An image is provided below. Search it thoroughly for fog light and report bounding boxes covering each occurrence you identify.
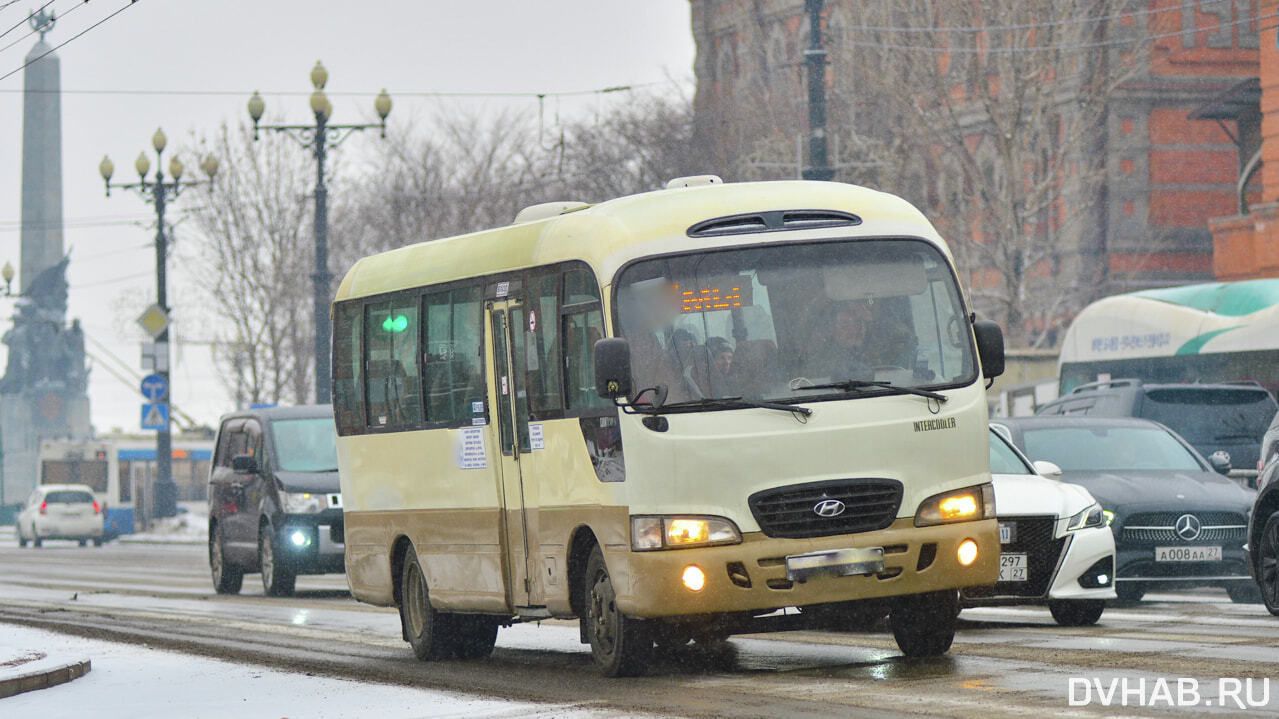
[957,539,978,566]
[682,565,706,592]
[290,530,311,547]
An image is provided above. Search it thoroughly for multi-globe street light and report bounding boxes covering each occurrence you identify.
[246,62,391,404]
[99,128,218,519]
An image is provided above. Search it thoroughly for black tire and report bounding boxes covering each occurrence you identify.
[1227,583,1263,604]
[78,539,87,547]
[33,536,41,548]
[452,615,500,660]
[17,527,27,548]
[210,524,243,595]
[1255,512,1279,616]
[400,545,454,661]
[1048,599,1105,626]
[1114,583,1145,603]
[92,538,103,547]
[890,590,957,658]
[259,523,296,597]
[583,545,651,676]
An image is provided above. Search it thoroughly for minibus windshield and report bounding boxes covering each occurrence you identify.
[615,238,977,406]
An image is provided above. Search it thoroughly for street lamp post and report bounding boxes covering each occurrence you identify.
[247,62,391,404]
[99,130,218,519]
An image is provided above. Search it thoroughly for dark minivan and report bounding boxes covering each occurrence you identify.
[1037,379,1278,486]
[208,404,343,596]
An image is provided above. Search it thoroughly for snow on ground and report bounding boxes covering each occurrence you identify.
[0,625,655,719]
[119,510,207,544]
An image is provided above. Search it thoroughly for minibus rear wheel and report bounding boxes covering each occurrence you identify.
[889,590,957,657]
[583,546,651,676]
[400,545,455,661]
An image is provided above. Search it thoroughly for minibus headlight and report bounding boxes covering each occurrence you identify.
[631,516,741,551]
[1066,503,1106,531]
[282,491,325,514]
[914,483,995,527]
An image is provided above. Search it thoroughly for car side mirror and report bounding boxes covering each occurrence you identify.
[1208,450,1232,476]
[1032,460,1063,479]
[594,338,632,399]
[973,320,1004,379]
[231,454,258,474]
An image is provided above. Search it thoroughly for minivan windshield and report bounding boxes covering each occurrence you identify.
[271,418,339,472]
[1020,425,1204,473]
[614,239,976,406]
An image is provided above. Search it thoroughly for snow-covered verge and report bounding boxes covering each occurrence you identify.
[0,625,651,718]
[118,510,208,545]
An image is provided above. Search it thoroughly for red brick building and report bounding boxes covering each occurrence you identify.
[690,1,1261,298]
[1201,3,1279,280]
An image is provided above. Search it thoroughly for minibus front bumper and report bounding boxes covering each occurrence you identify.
[613,517,998,618]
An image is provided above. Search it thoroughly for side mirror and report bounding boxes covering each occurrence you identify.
[594,338,633,399]
[1032,460,1063,480]
[1208,450,1232,476]
[973,320,1005,380]
[231,454,258,474]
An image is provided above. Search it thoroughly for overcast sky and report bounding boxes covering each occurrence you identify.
[0,0,696,433]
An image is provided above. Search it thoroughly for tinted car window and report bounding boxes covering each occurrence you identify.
[990,431,1033,474]
[271,418,339,472]
[1139,389,1275,445]
[44,489,95,504]
[1020,426,1204,472]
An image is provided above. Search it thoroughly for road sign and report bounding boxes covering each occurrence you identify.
[140,342,169,371]
[140,373,168,401]
[136,304,170,339]
[141,402,169,430]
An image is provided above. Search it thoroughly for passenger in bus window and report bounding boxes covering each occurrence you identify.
[706,336,735,395]
[806,300,875,382]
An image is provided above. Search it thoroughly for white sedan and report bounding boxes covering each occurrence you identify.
[961,428,1117,626]
[16,484,105,547]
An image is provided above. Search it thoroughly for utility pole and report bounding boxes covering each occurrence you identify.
[803,0,833,181]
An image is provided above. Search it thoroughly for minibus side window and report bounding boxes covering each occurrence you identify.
[364,299,423,428]
[524,271,564,418]
[422,285,485,425]
[562,267,608,411]
[333,302,363,436]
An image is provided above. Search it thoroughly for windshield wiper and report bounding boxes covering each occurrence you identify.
[657,396,813,417]
[791,378,947,403]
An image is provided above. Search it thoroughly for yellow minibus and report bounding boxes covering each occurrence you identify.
[332,176,1005,676]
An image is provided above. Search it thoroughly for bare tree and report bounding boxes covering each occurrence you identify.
[184,122,319,406]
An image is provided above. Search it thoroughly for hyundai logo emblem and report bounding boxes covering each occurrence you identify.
[1175,514,1202,541]
[813,499,846,517]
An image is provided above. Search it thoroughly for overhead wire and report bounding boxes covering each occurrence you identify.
[0,0,54,44]
[0,0,92,57]
[0,0,138,83]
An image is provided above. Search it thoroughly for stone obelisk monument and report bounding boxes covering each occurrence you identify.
[1,10,91,520]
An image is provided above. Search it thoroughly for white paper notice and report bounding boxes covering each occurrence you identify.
[529,423,545,450]
[457,427,487,469]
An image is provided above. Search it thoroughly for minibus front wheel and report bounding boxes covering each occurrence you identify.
[889,590,957,657]
[584,546,651,677]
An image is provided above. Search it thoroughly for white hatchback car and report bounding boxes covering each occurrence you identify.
[17,484,105,547]
[961,428,1117,626]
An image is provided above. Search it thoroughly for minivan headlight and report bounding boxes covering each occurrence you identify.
[1066,503,1106,531]
[281,491,325,514]
[631,515,741,551]
[914,483,995,527]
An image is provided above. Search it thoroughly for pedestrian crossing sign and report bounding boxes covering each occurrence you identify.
[141,402,169,430]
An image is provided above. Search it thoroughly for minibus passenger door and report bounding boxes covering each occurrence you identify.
[489,300,542,608]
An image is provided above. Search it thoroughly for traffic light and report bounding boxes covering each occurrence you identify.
[381,314,408,333]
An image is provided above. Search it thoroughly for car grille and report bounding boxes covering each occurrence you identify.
[966,515,1064,599]
[748,479,902,539]
[1121,511,1246,545]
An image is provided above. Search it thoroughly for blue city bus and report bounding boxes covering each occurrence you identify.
[38,437,213,538]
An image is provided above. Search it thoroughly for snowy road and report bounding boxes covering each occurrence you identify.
[2,540,1278,718]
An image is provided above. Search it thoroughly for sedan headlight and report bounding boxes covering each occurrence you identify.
[914,483,995,527]
[1066,503,1106,531]
[631,515,741,551]
[281,491,325,514]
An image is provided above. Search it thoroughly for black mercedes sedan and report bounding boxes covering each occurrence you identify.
[990,416,1257,603]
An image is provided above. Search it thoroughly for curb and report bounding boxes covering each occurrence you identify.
[0,656,92,698]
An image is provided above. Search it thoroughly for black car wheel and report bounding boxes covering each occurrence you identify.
[17,526,26,548]
[259,523,296,597]
[1048,599,1105,626]
[1256,512,1279,616]
[890,590,957,657]
[583,545,651,676]
[210,524,243,594]
[1114,583,1144,603]
[400,544,455,661]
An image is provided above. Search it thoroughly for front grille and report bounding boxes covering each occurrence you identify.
[748,479,902,539]
[967,515,1064,598]
[1121,511,1246,545]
